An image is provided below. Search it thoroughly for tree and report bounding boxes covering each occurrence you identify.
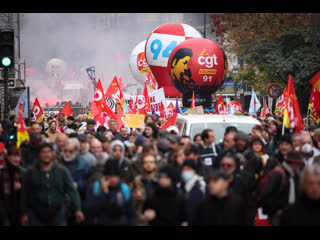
[210,13,320,114]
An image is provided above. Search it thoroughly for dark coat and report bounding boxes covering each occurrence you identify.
[83,180,136,226]
[20,142,40,169]
[281,193,320,225]
[191,192,247,226]
[261,163,300,216]
[143,186,187,226]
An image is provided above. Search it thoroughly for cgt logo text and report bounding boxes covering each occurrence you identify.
[137,52,148,70]
[198,49,219,68]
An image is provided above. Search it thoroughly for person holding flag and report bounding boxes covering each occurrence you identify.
[249,88,261,115]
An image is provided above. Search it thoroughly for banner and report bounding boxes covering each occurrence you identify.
[15,88,29,119]
[86,66,97,88]
[124,88,167,117]
[124,114,145,128]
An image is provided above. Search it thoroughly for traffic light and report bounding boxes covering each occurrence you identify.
[0,29,14,68]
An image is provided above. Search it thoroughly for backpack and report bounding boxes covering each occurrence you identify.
[258,166,286,206]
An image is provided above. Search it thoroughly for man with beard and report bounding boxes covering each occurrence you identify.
[170,48,195,93]
[60,137,90,225]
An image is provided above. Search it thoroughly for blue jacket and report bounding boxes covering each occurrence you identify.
[83,179,136,226]
[62,154,90,200]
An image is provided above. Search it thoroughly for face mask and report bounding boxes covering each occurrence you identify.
[182,171,194,182]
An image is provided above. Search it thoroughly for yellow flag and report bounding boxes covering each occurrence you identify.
[17,102,30,148]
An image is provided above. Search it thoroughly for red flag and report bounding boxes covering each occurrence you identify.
[59,102,73,120]
[309,71,320,92]
[159,101,166,118]
[132,91,139,114]
[214,93,228,115]
[105,76,125,109]
[32,97,44,122]
[167,102,175,118]
[261,99,269,118]
[93,79,117,127]
[139,83,151,115]
[17,102,30,148]
[283,75,303,132]
[128,97,135,114]
[191,91,195,108]
[274,86,288,116]
[230,100,243,114]
[145,69,158,91]
[161,113,178,130]
[116,104,125,131]
[308,86,320,124]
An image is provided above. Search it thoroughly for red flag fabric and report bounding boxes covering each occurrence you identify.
[93,79,117,127]
[214,93,228,115]
[167,102,175,118]
[274,86,288,116]
[284,75,303,132]
[161,113,178,130]
[191,91,195,108]
[308,86,320,124]
[105,76,125,108]
[139,83,151,115]
[59,102,73,120]
[261,99,269,118]
[32,97,44,122]
[145,69,158,91]
[159,101,166,118]
[309,71,320,92]
[230,100,243,114]
[132,91,139,114]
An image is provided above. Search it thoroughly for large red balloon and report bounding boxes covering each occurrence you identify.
[145,23,202,98]
[167,38,228,107]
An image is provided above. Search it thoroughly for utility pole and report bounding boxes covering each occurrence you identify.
[3,67,8,119]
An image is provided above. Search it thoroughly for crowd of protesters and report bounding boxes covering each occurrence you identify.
[0,110,320,226]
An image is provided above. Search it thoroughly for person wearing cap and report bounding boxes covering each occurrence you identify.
[177,159,206,224]
[0,145,26,226]
[261,150,304,226]
[83,159,136,226]
[191,169,247,226]
[21,143,84,226]
[78,134,97,168]
[198,129,221,168]
[142,165,187,226]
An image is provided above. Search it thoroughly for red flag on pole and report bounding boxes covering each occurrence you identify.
[214,93,228,115]
[59,102,73,120]
[191,91,195,108]
[161,113,178,130]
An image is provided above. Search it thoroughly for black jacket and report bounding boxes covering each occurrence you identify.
[143,186,187,226]
[20,142,40,169]
[191,192,247,226]
[281,193,320,225]
[261,163,300,216]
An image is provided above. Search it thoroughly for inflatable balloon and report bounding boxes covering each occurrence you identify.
[129,40,150,85]
[145,23,202,98]
[167,38,228,108]
[45,58,67,79]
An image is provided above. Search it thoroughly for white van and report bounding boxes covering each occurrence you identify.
[174,114,261,144]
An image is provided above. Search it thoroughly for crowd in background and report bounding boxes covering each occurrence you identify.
[0,111,320,226]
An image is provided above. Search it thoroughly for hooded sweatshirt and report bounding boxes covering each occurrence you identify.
[109,140,129,180]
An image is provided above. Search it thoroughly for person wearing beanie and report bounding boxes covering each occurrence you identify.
[142,165,187,226]
[83,159,136,226]
[261,150,304,226]
[177,159,206,224]
[108,140,130,180]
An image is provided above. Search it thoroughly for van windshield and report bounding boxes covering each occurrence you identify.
[189,122,257,144]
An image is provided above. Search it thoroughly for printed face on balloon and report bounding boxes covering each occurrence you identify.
[167,38,228,95]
